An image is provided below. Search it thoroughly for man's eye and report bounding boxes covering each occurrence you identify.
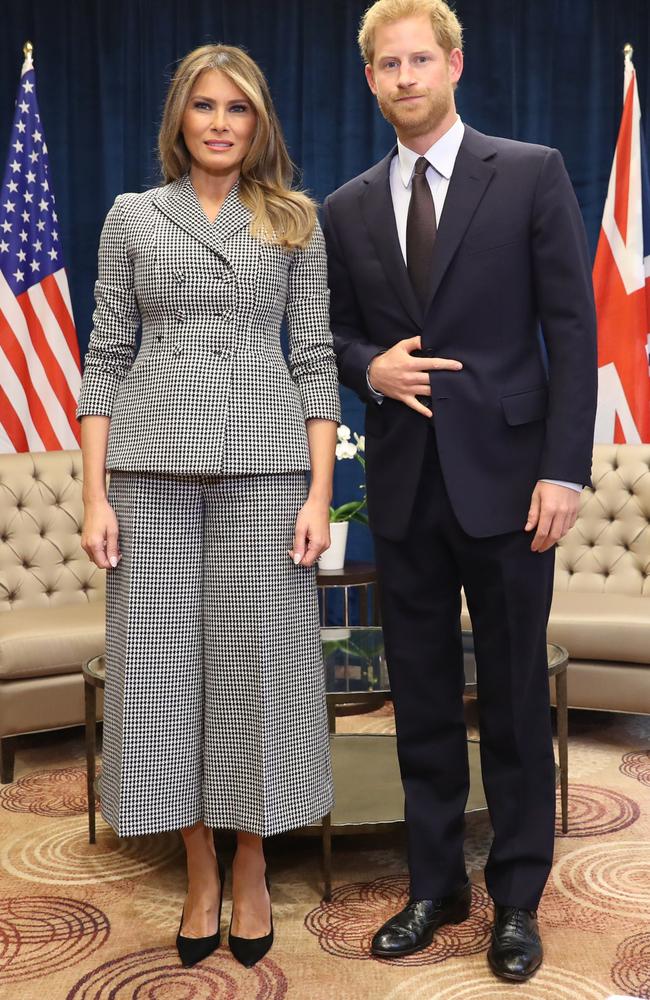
[415,55,430,64]
[383,60,398,69]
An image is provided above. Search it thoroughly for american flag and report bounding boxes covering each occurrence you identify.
[0,45,81,453]
[593,44,650,443]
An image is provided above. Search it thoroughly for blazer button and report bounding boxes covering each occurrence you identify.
[156,335,163,343]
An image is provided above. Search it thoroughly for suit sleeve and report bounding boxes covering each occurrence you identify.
[76,194,141,419]
[322,196,384,403]
[285,218,341,423]
[532,148,597,485]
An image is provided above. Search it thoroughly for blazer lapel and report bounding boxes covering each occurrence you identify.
[424,127,497,316]
[360,148,423,328]
[152,174,252,256]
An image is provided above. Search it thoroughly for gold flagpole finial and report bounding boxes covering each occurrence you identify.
[23,40,33,59]
[623,43,633,59]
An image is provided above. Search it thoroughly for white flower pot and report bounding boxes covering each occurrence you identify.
[319,521,349,570]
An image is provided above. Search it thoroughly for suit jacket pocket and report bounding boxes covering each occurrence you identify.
[500,385,548,426]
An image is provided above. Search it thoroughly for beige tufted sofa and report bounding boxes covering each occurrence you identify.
[458,446,650,714]
[547,444,650,714]
[0,450,104,782]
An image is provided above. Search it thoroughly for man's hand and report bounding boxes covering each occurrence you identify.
[369,335,462,417]
[525,481,581,552]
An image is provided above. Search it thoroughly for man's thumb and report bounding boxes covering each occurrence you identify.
[525,491,540,531]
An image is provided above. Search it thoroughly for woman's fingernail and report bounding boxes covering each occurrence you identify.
[293,553,302,565]
[109,556,118,568]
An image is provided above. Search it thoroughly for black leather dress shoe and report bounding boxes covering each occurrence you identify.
[487,904,543,981]
[371,880,472,958]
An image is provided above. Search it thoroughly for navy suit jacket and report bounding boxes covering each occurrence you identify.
[322,125,598,540]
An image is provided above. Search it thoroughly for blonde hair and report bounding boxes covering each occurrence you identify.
[158,44,316,249]
[358,0,463,65]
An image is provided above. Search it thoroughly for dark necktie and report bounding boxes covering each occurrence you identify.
[406,156,437,309]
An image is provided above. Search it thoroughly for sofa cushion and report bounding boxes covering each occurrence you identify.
[547,591,650,665]
[0,601,105,680]
[461,590,650,666]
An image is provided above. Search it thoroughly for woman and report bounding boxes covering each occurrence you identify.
[78,44,340,969]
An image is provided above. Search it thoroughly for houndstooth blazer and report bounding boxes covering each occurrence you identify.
[76,174,341,474]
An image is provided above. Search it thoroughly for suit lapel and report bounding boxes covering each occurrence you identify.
[152,174,252,255]
[360,148,424,328]
[424,127,496,315]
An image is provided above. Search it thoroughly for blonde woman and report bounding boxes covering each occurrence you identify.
[78,44,340,968]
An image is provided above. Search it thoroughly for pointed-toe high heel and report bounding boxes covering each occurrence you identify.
[229,873,274,968]
[176,858,226,968]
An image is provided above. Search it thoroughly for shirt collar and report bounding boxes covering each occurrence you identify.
[396,115,465,187]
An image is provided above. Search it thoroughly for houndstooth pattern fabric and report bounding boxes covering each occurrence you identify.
[102,469,333,837]
[76,174,341,474]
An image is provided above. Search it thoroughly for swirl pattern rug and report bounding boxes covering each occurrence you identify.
[0,708,648,1000]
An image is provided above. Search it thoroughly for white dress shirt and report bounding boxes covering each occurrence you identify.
[366,116,581,493]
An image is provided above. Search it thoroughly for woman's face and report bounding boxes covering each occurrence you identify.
[181,69,257,177]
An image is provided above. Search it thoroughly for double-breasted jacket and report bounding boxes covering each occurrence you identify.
[77,173,341,471]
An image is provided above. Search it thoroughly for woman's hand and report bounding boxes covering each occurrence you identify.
[81,497,121,570]
[289,496,331,568]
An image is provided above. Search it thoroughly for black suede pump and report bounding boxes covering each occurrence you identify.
[176,858,226,968]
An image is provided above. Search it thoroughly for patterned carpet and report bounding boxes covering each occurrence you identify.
[0,705,649,1000]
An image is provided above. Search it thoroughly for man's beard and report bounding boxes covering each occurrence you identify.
[377,85,453,139]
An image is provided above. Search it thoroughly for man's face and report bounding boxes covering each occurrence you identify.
[365,16,463,139]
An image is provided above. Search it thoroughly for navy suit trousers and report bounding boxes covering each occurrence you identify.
[373,429,557,909]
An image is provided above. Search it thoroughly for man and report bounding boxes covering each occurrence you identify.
[322,0,597,983]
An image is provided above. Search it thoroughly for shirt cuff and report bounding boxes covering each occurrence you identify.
[540,479,582,492]
[366,364,384,403]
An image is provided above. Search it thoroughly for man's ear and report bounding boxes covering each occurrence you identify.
[365,63,378,96]
[448,47,463,86]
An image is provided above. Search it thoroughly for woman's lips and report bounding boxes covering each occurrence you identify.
[204,141,234,149]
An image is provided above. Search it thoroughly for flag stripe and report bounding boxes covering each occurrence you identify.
[42,271,81,366]
[19,288,80,444]
[0,310,62,448]
[0,383,29,451]
[0,272,69,448]
[613,75,634,243]
[0,343,46,450]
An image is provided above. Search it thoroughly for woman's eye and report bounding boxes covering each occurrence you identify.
[194,101,211,110]
[230,104,249,113]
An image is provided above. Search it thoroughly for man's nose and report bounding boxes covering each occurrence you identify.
[397,64,416,87]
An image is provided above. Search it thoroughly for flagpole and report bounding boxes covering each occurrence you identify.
[623,43,633,59]
[23,40,33,59]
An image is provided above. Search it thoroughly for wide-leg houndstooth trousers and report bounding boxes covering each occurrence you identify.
[101,470,334,838]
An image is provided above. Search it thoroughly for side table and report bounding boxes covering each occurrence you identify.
[317,560,380,626]
[82,654,105,844]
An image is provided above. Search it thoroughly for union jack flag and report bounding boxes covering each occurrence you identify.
[593,44,650,443]
[0,45,81,453]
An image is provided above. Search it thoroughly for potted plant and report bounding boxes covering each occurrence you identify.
[319,425,367,570]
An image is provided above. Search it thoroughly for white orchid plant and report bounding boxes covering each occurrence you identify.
[330,425,368,525]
